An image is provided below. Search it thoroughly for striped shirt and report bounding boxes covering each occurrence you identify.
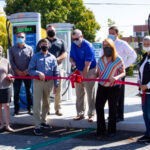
[98,56,123,87]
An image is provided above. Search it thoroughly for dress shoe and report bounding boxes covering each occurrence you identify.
[73,116,85,120]
[116,118,124,123]
[55,110,63,116]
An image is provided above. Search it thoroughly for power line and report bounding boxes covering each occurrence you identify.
[84,2,150,6]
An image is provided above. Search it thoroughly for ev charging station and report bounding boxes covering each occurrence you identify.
[47,23,74,100]
[8,12,41,108]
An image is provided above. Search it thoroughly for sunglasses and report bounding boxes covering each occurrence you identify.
[17,36,24,38]
[72,38,80,41]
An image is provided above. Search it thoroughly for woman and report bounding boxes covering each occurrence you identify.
[137,36,150,144]
[96,38,125,137]
[0,46,14,132]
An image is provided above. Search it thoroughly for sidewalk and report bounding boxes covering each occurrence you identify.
[9,95,145,132]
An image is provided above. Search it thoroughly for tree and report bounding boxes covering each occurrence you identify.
[5,0,100,42]
[108,18,115,27]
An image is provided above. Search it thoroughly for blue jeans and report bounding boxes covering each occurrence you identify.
[142,94,150,137]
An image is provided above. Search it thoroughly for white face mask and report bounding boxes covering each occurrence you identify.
[143,46,150,52]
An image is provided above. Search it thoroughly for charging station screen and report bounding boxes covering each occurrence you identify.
[13,25,37,52]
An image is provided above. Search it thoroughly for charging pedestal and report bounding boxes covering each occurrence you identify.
[8,12,41,108]
[47,23,74,100]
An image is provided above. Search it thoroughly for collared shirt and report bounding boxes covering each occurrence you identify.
[9,44,33,74]
[100,38,137,68]
[28,51,59,87]
[36,38,66,59]
[70,39,96,71]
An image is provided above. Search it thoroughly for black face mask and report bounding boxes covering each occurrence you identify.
[41,46,48,52]
[47,30,55,37]
[103,47,113,57]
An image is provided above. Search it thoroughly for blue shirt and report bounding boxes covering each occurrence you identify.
[70,39,96,71]
[28,51,59,87]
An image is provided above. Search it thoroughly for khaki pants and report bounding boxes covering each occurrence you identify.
[54,65,62,111]
[33,79,53,128]
[75,68,96,117]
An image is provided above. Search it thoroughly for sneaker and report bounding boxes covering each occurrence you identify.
[40,123,52,129]
[137,136,150,142]
[88,117,94,122]
[33,128,43,136]
[73,116,85,120]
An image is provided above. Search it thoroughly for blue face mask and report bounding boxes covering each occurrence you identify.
[108,34,116,41]
[17,38,25,44]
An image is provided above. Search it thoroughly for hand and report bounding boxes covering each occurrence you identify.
[110,76,118,83]
[53,87,57,94]
[5,75,14,82]
[39,72,45,81]
[140,85,148,91]
[23,70,28,76]
[15,69,24,76]
[137,80,141,86]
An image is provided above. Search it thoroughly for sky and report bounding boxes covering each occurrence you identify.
[0,0,150,41]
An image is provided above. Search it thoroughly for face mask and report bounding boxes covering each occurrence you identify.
[103,47,113,57]
[41,46,48,52]
[108,34,116,41]
[17,38,25,44]
[73,39,82,46]
[143,46,150,52]
[47,30,55,37]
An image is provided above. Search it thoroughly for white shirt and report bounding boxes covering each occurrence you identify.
[137,56,150,94]
[100,38,137,68]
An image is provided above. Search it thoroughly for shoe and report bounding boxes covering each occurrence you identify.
[28,110,33,115]
[55,110,63,116]
[107,133,116,137]
[33,128,43,136]
[96,132,106,139]
[73,116,85,120]
[137,136,150,142]
[47,111,50,115]
[88,117,94,122]
[5,126,15,132]
[144,139,150,145]
[40,123,52,129]
[116,118,124,123]
[13,112,19,116]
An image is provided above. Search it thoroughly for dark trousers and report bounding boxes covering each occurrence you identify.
[116,77,125,120]
[13,79,32,113]
[142,94,150,137]
[96,84,120,135]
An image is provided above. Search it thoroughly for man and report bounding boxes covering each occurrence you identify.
[36,25,67,116]
[28,39,59,136]
[9,32,33,115]
[108,26,137,122]
[70,29,97,122]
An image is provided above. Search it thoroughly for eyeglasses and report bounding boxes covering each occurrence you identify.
[17,36,24,39]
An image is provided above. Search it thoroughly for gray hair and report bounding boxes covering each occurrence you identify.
[143,36,150,41]
[72,29,82,37]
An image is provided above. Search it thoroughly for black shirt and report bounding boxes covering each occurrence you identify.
[36,37,66,58]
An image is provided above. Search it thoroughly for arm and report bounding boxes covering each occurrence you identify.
[123,42,137,68]
[28,55,41,76]
[82,61,91,78]
[53,59,59,88]
[57,51,67,64]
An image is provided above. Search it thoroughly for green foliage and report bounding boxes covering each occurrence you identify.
[107,18,115,27]
[126,66,134,76]
[5,0,100,42]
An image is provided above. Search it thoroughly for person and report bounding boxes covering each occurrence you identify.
[137,36,150,144]
[108,26,137,122]
[9,32,33,115]
[0,46,14,132]
[28,39,59,136]
[36,25,67,116]
[96,38,126,138]
[70,29,97,122]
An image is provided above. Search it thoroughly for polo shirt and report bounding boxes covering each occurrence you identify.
[70,39,96,71]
